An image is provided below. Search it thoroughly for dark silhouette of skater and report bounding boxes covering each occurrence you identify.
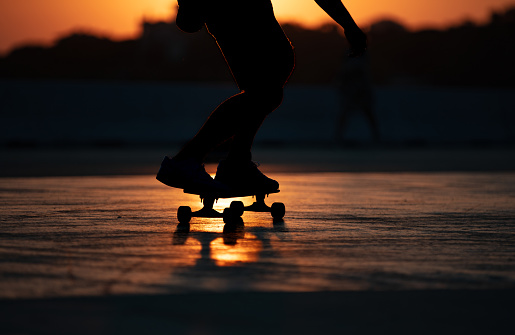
[157,0,367,193]
[336,53,380,142]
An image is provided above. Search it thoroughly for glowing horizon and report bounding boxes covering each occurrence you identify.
[0,0,514,54]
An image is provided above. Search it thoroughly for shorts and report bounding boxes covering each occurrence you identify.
[203,0,295,90]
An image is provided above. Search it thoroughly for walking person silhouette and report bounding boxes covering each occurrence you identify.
[157,0,367,193]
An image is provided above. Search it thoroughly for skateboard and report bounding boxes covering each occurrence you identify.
[177,188,285,224]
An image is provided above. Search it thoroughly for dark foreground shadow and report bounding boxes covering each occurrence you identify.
[1,289,513,335]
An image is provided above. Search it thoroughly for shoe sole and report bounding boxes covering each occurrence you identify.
[156,172,187,189]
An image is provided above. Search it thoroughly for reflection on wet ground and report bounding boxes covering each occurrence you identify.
[0,173,514,298]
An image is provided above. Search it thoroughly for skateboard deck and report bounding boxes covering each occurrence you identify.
[183,187,279,200]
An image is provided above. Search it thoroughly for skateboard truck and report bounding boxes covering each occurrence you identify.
[193,197,224,218]
[245,194,272,212]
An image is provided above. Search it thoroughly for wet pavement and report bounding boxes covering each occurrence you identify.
[1,172,514,299]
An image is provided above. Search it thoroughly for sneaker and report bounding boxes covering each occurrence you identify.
[156,156,226,192]
[214,159,279,194]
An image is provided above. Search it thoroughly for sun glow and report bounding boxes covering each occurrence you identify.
[0,0,513,54]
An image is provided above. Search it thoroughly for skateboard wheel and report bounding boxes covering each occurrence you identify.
[271,202,285,219]
[223,208,238,224]
[230,201,245,217]
[177,206,192,224]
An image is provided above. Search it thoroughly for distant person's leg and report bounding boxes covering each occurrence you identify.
[362,97,380,142]
[335,89,352,141]
[172,1,294,192]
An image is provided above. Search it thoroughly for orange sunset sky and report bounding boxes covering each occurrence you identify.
[1,0,514,55]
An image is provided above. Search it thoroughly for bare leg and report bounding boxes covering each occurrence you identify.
[158,1,293,192]
[174,88,284,163]
[174,1,293,164]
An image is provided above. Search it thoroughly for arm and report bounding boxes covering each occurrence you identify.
[314,0,367,56]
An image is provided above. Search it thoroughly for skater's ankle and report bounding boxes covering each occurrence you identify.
[172,153,203,165]
[226,151,252,163]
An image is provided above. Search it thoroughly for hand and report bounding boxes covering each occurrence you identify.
[345,25,367,57]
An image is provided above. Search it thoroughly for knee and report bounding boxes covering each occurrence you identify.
[262,88,284,112]
[245,88,284,115]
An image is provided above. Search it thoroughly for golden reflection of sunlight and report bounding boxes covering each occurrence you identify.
[191,218,225,233]
[170,237,202,268]
[210,233,263,267]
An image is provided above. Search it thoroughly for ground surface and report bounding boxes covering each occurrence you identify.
[1,166,514,334]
